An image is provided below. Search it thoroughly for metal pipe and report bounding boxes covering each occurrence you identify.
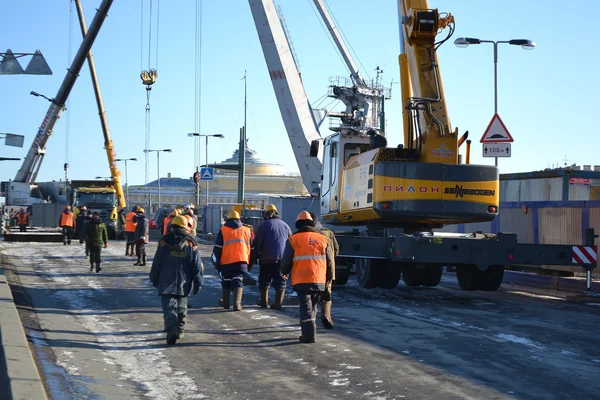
[205,136,209,205]
[157,152,161,209]
[74,0,125,209]
[466,140,471,164]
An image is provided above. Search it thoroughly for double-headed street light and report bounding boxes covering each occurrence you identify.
[115,157,138,207]
[143,149,172,209]
[187,133,225,206]
[454,37,536,166]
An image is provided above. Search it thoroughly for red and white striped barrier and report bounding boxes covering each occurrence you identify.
[572,246,598,264]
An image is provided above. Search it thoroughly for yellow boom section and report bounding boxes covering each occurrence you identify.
[399,0,458,164]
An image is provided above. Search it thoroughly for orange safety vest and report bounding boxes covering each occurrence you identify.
[163,215,173,235]
[289,232,328,286]
[16,213,29,225]
[125,212,137,232]
[60,212,74,227]
[220,225,252,265]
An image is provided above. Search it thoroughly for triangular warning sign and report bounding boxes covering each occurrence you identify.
[0,49,24,75]
[24,50,52,75]
[480,113,514,143]
[201,168,213,179]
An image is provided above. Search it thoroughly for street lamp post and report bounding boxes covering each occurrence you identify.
[143,149,172,209]
[115,157,137,207]
[187,133,225,206]
[454,37,535,167]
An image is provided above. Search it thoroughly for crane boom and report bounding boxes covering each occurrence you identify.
[312,0,365,86]
[248,0,323,196]
[14,0,114,184]
[74,0,125,209]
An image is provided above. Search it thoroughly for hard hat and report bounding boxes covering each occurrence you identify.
[81,206,87,211]
[184,214,194,228]
[171,215,188,229]
[265,204,278,213]
[296,211,312,221]
[137,207,145,214]
[171,209,179,216]
[66,205,71,210]
[228,210,241,220]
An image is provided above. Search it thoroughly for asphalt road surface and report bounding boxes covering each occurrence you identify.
[1,240,599,400]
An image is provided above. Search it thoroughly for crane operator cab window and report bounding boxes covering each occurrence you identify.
[344,143,363,165]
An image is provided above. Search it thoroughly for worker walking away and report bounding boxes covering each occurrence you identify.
[150,216,204,345]
[84,211,108,273]
[15,208,30,232]
[125,206,138,256]
[253,204,292,309]
[309,212,339,329]
[281,211,334,343]
[185,205,198,237]
[75,206,88,244]
[212,210,254,311]
[134,207,149,266]
[163,209,179,235]
[59,205,75,245]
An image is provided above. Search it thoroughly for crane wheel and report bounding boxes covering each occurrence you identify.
[333,268,350,286]
[355,258,385,288]
[402,266,425,287]
[422,265,443,287]
[456,265,484,291]
[480,265,504,291]
[378,262,401,289]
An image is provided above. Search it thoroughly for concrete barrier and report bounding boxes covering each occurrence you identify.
[0,268,48,400]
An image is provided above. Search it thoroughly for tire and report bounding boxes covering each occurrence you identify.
[379,262,401,289]
[422,265,443,287]
[333,268,350,286]
[355,258,384,288]
[402,266,425,287]
[456,265,483,291]
[481,265,504,291]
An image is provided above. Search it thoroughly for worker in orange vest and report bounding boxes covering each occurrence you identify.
[59,205,75,245]
[163,209,180,235]
[125,206,138,256]
[15,208,30,232]
[212,210,255,311]
[281,211,334,343]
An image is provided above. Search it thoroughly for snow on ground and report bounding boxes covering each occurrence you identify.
[1,243,208,399]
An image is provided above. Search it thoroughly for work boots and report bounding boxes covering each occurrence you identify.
[133,259,141,266]
[219,289,231,309]
[256,288,269,308]
[141,255,147,266]
[321,301,334,329]
[233,287,244,311]
[96,263,102,273]
[299,320,316,344]
[90,263,94,272]
[270,289,286,310]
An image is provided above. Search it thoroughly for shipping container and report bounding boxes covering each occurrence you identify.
[500,169,600,201]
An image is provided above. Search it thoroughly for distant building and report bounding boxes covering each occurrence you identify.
[127,141,308,213]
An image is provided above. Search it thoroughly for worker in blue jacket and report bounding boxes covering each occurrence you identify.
[253,204,292,309]
[150,216,204,345]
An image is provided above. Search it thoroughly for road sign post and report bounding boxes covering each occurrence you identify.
[480,113,514,165]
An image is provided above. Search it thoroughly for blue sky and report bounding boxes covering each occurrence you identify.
[2,0,599,191]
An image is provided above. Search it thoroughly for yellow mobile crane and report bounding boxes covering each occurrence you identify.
[71,0,125,239]
[252,0,597,291]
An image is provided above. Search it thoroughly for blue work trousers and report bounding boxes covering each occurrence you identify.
[161,295,188,333]
[258,262,287,290]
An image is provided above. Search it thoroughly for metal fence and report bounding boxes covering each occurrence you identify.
[439,200,600,274]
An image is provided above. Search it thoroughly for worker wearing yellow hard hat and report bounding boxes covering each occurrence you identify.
[253,203,292,309]
[280,211,334,343]
[150,214,204,345]
[212,208,254,311]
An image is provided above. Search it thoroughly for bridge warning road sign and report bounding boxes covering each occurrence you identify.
[480,114,514,143]
[200,167,213,181]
